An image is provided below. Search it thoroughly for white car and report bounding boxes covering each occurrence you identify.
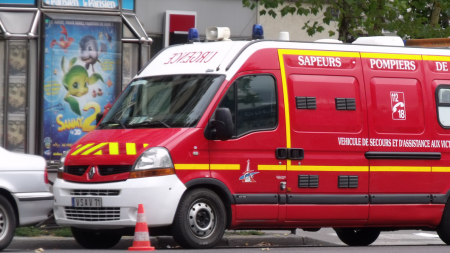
[0,147,53,250]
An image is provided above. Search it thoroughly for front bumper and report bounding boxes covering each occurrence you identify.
[13,192,54,226]
[53,175,186,229]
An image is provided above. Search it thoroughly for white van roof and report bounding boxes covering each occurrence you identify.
[136,40,450,81]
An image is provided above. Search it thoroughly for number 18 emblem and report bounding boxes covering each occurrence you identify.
[391,91,406,120]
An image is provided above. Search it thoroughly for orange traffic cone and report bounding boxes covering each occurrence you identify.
[129,204,155,251]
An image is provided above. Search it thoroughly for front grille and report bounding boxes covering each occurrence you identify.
[65,207,120,221]
[70,189,120,196]
[66,166,89,176]
[98,165,132,176]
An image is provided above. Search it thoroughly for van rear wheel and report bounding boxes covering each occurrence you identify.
[171,188,226,249]
[437,197,450,244]
[334,228,380,246]
[71,227,122,249]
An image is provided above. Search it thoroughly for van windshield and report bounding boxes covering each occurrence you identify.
[98,75,225,129]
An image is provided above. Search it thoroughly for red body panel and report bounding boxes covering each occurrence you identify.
[282,52,369,221]
[286,205,369,220]
[423,59,450,196]
[367,205,443,227]
[209,69,286,221]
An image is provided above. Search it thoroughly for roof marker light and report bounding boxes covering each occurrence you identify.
[188,28,200,42]
[252,24,264,40]
[279,31,289,41]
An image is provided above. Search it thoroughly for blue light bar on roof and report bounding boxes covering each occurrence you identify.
[252,24,264,40]
[188,28,200,42]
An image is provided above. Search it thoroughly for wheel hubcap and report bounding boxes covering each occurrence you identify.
[0,206,8,240]
[188,202,215,238]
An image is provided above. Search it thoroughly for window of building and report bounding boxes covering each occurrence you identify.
[218,75,277,137]
[436,85,450,128]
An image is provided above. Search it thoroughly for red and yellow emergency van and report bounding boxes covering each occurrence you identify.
[54,32,450,249]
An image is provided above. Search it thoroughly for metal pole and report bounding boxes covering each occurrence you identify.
[3,40,8,149]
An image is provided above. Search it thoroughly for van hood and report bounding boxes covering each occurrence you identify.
[65,128,188,166]
[62,128,188,183]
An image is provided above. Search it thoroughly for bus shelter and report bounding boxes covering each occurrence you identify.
[0,0,151,165]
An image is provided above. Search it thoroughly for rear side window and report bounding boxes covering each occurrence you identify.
[436,85,450,128]
[218,75,277,137]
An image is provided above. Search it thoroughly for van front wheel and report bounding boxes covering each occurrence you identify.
[171,188,226,249]
[334,228,380,246]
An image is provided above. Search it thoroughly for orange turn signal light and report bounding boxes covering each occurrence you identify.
[129,168,175,179]
[57,171,64,179]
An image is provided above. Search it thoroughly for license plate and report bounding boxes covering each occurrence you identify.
[72,198,102,207]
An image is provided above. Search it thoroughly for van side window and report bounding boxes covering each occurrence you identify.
[436,85,450,128]
[218,75,277,137]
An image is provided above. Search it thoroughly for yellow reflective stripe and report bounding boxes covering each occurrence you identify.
[288,165,368,172]
[76,144,82,148]
[210,164,240,170]
[143,144,149,148]
[258,165,286,170]
[81,143,108,155]
[433,167,450,172]
[278,49,291,149]
[94,150,102,155]
[278,49,360,58]
[360,53,421,60]
[175,164,209,170]
[423,55,450,62]
[71,143,94,155]
[371,166,430,172]
[126,143,136,155]
[109,143,119,155]
[278,49,294,174]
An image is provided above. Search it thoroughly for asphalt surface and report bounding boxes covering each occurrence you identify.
[4,228,448,252]
[4,245,450,253]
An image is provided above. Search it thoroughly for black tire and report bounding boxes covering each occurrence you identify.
[71,227,122,249]
[437,197,450,244]
[334,228,380,246]
[171,188,226,249]
[0,195,16,251]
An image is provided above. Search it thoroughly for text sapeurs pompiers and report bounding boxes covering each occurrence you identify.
[0,0,152,163]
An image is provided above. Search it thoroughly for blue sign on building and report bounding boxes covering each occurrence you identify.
[43,0,119,10]
[122,0,134,10]
[0,0,35,5]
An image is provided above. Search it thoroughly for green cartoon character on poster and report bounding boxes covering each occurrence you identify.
[61,56,104,116]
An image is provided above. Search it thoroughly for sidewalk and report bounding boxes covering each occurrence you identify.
[8,230,336,250]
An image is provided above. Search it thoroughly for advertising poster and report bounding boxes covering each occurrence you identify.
[43,16,120,160]
[7,41,28,153]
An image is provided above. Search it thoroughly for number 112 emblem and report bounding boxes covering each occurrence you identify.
[391,91,406,120]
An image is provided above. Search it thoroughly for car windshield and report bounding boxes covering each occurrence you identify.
[98,75,224,129]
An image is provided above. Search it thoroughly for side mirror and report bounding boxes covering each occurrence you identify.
[206,108,233,141]
[96,112,104,125]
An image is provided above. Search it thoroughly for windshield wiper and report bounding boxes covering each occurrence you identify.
[99,119,127,129]
[126,120,171,128]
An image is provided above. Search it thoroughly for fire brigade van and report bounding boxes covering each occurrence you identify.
[53,27,450,249]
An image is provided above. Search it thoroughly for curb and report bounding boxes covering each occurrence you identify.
[9,235,338,250]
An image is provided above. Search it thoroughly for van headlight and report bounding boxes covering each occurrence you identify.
[57,150,69,179]
[130,147,175,178]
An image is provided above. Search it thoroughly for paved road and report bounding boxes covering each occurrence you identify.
[5,228,447,253]
[4,245,450,253]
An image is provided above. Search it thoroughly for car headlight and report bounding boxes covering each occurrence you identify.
[130,147,175,178]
